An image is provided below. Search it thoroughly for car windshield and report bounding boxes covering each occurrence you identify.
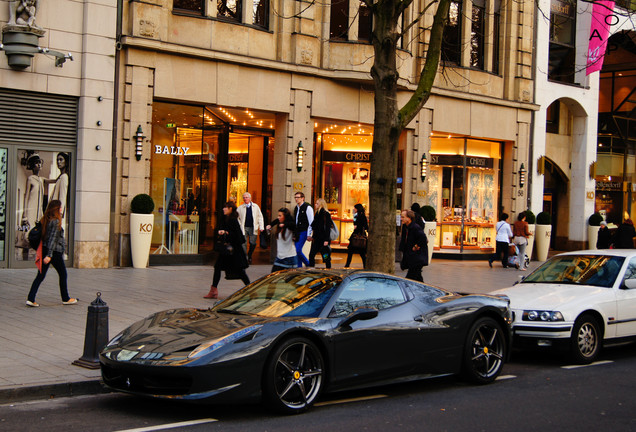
[522,255,625,288]
[212,272,341,317]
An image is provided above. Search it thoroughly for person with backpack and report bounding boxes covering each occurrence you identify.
[488,213,513,268]
[26,200,77,307]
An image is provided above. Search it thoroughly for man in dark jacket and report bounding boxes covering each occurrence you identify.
[399,210,429,282]
[596,221,612,249]
[612,219,636,249]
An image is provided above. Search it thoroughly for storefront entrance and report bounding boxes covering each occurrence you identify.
[149,102,274,260]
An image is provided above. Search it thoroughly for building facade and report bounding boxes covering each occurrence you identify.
[109,0,538,265]
[0,0,116,268]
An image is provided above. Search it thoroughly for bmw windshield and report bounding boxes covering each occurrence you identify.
[522,255,625,288]
[212,272,341,317]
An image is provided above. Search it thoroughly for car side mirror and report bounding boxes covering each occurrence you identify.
[339,307,379,328]
[622,279,636,290]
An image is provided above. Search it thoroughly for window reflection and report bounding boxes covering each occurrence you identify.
[442,1,462,65]
[218,0,242,21]
[330,0,349,40]
[331,278,405,317]
[253,0,269,28]
[173,0,204,14]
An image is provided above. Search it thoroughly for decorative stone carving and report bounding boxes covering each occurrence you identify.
[139,20,157,38]
[8,0,41,29]
[300,49,313,66]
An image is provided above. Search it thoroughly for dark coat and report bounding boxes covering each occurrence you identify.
[399,222,429,269]
[597,226,612,249]
[215,216,249,270]
[348,212,368,251]
[311,208,333,243]
[612,223,636,249]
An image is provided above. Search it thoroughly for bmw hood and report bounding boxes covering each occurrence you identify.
[105,308,271,356]
[492,284,610,311]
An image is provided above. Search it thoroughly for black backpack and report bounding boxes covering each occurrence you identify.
[27,222,42,249]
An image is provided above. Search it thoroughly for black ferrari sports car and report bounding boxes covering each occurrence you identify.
[101,269,512,413]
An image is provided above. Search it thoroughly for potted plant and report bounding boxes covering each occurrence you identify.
[524,209,536,261]
[130,193,155,268]
[535,211,552,261]
[419,205,437,263]
[588,212,603,250]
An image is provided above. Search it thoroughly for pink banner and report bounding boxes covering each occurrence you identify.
[587,1,616,75]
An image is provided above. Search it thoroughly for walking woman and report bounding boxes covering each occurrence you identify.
[512,211,532,271]
[26,200,77,307]
[344,203,368,268]
[267,208,298,272]
[204,201,250,299]
[308,198,334,268]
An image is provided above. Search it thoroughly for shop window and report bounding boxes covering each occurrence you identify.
[548,0,576,83]
[330,0,349,40]
[358,1,372,43]
[546,101,560,134]
[470,0,485,70]
[253,0,269,28]
[442,0,463,65]
[218,0,242,22]
[173,0,204,14]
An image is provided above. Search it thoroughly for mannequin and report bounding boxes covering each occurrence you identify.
[22,153,44,229]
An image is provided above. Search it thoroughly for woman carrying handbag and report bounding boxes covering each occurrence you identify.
[344,203,368,268]
[204,201,250,299]
[308,198,333,268]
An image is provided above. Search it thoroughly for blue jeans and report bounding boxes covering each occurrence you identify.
[28,251,70,302]
[295,230,309,267]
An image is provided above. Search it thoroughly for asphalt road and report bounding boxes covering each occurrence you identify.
[2,344,636,432]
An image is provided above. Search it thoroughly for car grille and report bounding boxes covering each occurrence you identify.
[102,364,192,396]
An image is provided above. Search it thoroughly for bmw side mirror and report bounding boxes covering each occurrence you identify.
[622,279,636,290]
[339,307,379,328]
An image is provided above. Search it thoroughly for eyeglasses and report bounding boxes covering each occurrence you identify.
[294,196,302,199]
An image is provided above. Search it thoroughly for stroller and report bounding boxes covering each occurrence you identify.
[508,244,530,269]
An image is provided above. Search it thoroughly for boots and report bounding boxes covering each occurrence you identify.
[204,285,218,299]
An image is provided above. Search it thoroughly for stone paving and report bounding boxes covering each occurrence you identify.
[0,253,539,402]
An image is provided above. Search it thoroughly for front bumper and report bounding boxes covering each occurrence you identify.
[511,323,573,350]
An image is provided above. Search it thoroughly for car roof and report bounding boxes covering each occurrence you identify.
[554,249,636,259]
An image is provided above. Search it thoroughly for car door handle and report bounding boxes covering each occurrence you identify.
[414,316,424,322]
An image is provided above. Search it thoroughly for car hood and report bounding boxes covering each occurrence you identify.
[492,283,611,311]
[111,308,274,355]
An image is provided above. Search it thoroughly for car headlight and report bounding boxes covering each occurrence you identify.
[105,332,124,348]
[188,325,263,359]
[522,310,564,322]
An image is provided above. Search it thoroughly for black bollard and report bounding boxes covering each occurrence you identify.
[72,292,109,369]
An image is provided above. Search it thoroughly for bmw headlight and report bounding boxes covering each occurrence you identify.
[522,310,564,322]
[188,325,263,359]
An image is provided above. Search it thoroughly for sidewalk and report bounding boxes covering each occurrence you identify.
[0,254,536,403]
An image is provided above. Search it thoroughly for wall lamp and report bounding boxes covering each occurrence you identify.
[296,141,305,172]
[519,163,526,188]
[135,125,145,161]
[420,153,428,181]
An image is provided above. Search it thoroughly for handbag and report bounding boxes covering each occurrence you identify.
[329,223,339,242]
[259,230,268,249]
[349,233,367,249]
[15,227,29,249]
[214,234,233,255]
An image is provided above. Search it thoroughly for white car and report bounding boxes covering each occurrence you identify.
[493,250,636,364]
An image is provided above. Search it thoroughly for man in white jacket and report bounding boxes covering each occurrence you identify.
[237,192,265,264]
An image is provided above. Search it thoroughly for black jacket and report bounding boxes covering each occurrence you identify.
[597,227,612,249]
[399,222,429,268]
[311,209,333,242]
[215,216,248,270]
[612,223,636,249]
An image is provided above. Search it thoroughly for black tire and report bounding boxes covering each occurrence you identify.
[570,314,601,364]
[462,317,506,384]
[263,337,324,414]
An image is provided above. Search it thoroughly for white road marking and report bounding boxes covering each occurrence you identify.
[495,375,517,380]
[315,394,388,407]
[561,360,614,370]
[114,419,218,432]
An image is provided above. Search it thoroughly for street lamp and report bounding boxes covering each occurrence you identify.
[519,163,526,187]
[420,153,428,182]
[296,141,305,172]
[135,125,145,161]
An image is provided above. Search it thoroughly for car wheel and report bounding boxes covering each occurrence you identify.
[263,337,324,414]
[462,317,506,384]
[570,315,601,364]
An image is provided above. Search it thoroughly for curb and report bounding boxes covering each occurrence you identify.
[0,379,109,404]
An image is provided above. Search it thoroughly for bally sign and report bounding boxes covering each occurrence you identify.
[154,145,190,155]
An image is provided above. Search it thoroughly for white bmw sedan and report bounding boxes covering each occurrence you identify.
[493,250,636,364]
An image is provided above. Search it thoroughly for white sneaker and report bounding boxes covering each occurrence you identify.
[26,300,40,307]
[62,298,78,305]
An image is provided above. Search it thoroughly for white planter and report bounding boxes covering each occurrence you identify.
[526,224,536,261]
[588,225,599,250]
[130,213,154,268]
[424,221,437,263]
[535,224,552,262]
